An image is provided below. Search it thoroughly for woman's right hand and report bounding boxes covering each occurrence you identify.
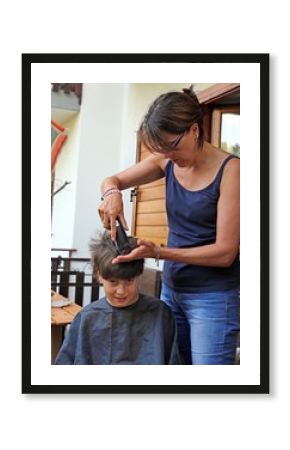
[98,192,128,241]
[99,155,165,240]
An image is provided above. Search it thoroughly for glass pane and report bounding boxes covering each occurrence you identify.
[220,113,240,156]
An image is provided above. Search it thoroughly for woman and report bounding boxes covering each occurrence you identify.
[99,86,240,365]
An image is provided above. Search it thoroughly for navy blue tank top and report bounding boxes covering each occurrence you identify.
[163,155,240,293]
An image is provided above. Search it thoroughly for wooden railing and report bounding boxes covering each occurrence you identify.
[51,256,100,306]
[51,248,77,258]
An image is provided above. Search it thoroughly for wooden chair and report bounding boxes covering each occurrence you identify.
[138,267,162,298]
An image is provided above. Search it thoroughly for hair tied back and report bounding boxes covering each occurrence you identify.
[182,85,198,100]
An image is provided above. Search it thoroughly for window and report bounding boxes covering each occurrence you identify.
[211,105,240,156]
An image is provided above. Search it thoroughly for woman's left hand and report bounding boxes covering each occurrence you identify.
[112,239,158,264]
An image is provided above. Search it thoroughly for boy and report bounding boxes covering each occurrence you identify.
[55,232,182,364]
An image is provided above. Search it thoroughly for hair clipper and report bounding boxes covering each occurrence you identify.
[115,218,133,255]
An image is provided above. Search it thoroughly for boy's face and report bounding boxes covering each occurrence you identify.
[99,275,139,308]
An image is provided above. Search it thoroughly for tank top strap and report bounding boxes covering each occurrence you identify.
[213,154,239,188]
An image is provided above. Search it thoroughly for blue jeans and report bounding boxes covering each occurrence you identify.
[160,283,240,365]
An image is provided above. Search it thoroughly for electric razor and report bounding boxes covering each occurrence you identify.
[115,218,134,255]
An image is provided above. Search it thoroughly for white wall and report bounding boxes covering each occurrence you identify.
[6,9,289,450]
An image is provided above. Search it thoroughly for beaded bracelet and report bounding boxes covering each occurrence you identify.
[101,186,119,196]
[155,244,164,267]
[101,188,122,201]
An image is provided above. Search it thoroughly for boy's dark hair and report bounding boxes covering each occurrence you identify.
[139,85,205,153]
[89,232,144,280]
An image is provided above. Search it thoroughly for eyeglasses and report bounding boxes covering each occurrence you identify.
[170,131,186,149]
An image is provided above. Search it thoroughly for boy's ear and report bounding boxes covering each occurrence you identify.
[135,275,141,286]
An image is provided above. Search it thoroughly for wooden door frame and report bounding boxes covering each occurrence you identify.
[197,83,240,143]
[197,83,240,104]
[211,105,240,147]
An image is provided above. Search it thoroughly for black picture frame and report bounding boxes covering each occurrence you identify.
[22,53,269,394]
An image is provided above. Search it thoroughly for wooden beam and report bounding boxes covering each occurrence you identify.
[197,83,240,104]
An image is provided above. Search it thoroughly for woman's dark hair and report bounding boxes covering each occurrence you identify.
[89,232,144,280]
[139,85,205,153]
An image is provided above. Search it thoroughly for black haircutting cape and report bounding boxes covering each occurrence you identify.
[55,294,182,365]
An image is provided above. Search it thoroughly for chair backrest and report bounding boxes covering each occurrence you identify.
[138,267,162,298]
